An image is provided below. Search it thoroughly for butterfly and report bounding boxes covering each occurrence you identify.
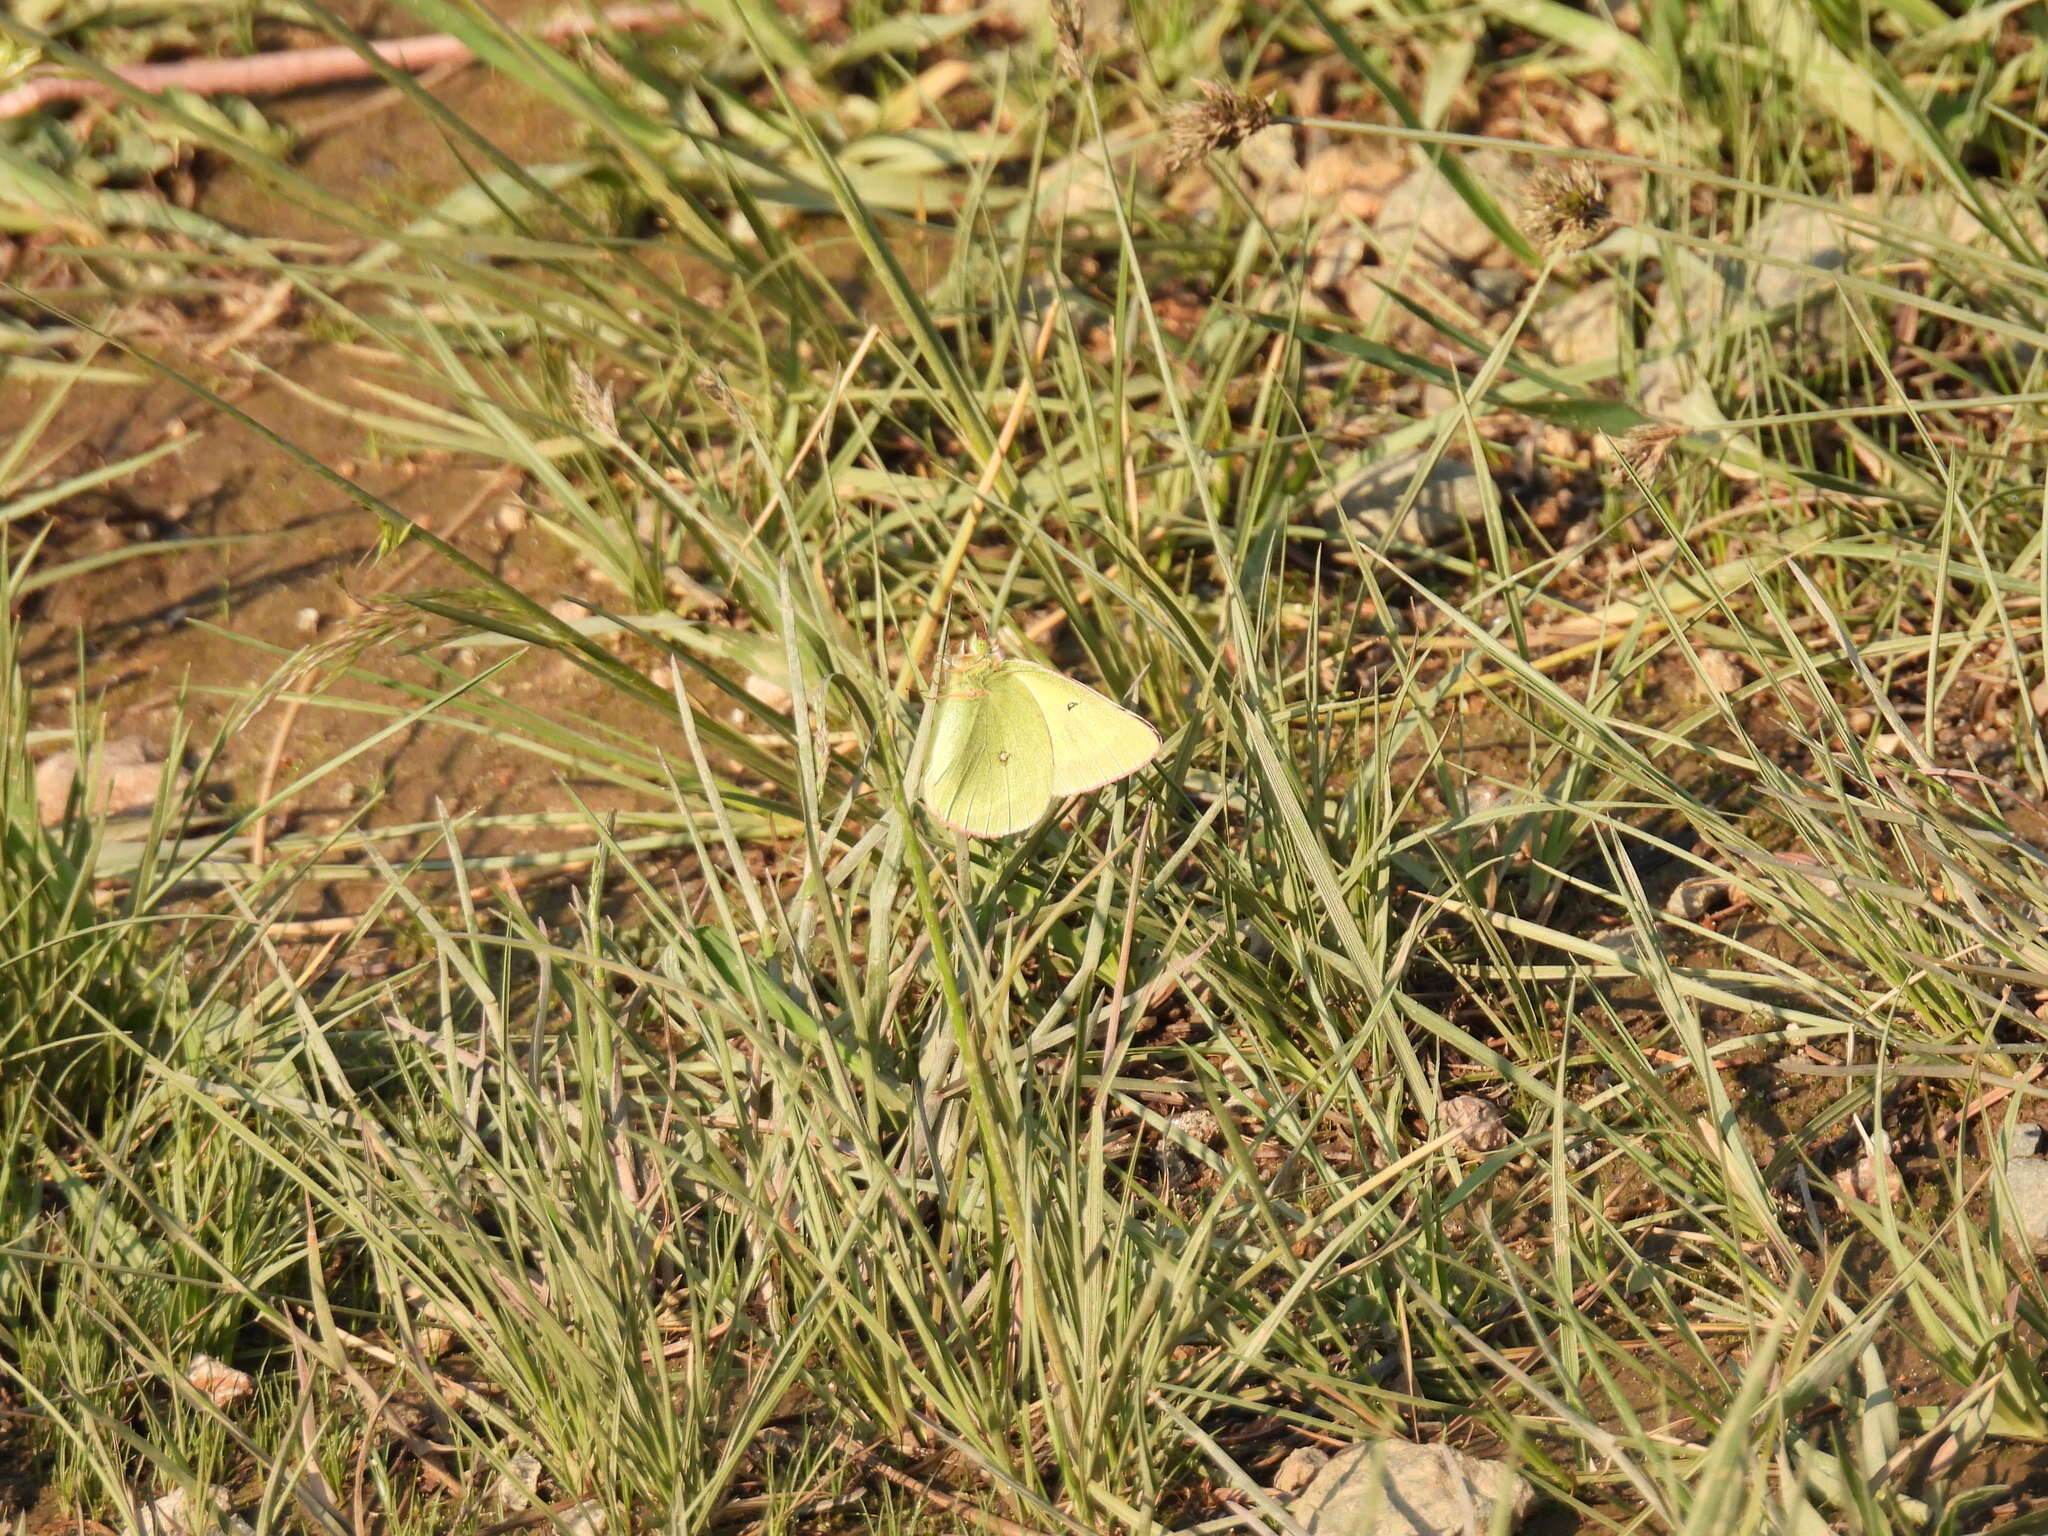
[920,639,1160,839]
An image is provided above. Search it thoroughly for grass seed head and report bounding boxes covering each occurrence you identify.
[1613,421,1687,481]
[1523,161,1615,254]
[1050,0,1086,81]
[1162,82,1274,178]
[568,361,620,445]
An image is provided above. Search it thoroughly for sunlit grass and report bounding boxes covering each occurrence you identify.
[5,0,2048,1531]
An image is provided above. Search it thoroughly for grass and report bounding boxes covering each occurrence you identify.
[7,0,2048,1531]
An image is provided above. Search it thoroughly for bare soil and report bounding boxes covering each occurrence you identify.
[15,1,669,919]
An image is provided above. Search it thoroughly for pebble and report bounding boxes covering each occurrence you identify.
[491,1453,543,1513]
[1317,451,1488,556]
[2004,1125,2048,1253]
[1374,153,1518,269]
[1540,280,1622,368]
[744,673,794,714]
[134,1485,253,1536]
[184,1354,254,1409]
[294,607,321,636]
[1275,1445,1333,1495]
[35,739,189,827]
[1442,1095,1513,1155]
[1696,648,1743,696]
[1285,1439,1534,1535]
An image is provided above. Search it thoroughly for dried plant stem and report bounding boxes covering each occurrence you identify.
[0,4,690,120]
[892,300,1063,699]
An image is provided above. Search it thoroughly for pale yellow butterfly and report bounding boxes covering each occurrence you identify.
[920,639,1160,839]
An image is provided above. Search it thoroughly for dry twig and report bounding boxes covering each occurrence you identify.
[0,4,689,120]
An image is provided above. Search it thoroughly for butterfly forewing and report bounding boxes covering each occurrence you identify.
[921,661,1057,838]
[1003,661,1161,796]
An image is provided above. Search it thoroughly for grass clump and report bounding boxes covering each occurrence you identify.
[6,1,2048,1533]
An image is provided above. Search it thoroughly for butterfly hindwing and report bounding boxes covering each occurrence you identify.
[1000,661,1160,796]
[920,660,1056,838]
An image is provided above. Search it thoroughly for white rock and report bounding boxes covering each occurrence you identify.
[1696,648,1744,695]
[184,1353,253,1409]
[133,1485,252,1536]
[1275,1445,1333,1495]
[35,739,189,827]
[2004,1125,2048,1253]
[1238,123,1301,190]
[1287,1439,1533,1536]
[1442,1096,1512,1155]
[1540,280,1621,368]
[1374,153,1518,270]
[743,674,794,715]
[1318,451,1487,555]
[490,1452,543,1512]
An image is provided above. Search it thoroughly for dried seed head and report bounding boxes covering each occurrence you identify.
[1612,421,1687,481]
[1523,161,1615,255]
[1162,82,1274,179]
[568,362,619,445]
[1050,0,1086,81]
[696,366,742,423]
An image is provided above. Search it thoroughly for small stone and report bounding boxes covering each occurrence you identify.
[743,674,794,715]
[555,1502,607,1536]
[548,599,585,625]
[495,502,528,535]
[2004,1125,2048,1253]
[1833,1137,1901,1206]
[184,1354,253,1409]
[1538,280,1621,368]
[1846,707,1874,734]
[134,1485,252,1536]
[36,739,189,827]
[1374,154,1517,270]
[1237,122,1301,190]
[491,1452,542,1512]
[1696,649,1743,696]
[1465,267,1528,309]
[1442,1096,1512,1155]
[418,1325,457,1359]
[1664,874,1739,922]
[1275,1446,1333,1496]
[1287,1438,1533,1536]
[294,607,321,636]
[1318,451,1488,556]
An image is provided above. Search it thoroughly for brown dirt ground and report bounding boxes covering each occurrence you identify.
[15,0,677,923]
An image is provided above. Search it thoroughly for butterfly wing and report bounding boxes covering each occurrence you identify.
[921,663,1056,838]
[1000,661,1160,797]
